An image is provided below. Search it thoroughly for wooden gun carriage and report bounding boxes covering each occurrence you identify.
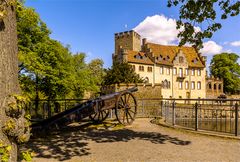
[31,87,138,132]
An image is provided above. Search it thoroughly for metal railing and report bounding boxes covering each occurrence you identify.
[26,97,240,136]
[25,99,88,119]
[137,98,240,136]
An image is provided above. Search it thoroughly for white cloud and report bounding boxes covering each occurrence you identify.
[200,41,223,56]
[133,15,179,45]
[133,14,202,46]
[133,14,226,57]
[230,41,240,47]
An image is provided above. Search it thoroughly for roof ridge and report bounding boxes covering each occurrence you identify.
[147,42,193,48]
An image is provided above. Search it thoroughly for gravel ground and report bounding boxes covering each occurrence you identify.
[22,118,240,162]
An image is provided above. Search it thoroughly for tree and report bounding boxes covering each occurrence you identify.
[210,53,240,94]
[0,0,30,161]
[68,53,90,98]
[167,0,240,49]
[87,59,105,93]
[103,62,143,85]
[17,2,105,100]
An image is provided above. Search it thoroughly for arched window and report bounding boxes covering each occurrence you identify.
[208,83,212,89]
[214,84,217,90]
[162,79,170,89]
[218,84,222,90]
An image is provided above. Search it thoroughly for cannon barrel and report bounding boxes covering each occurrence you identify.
[96,86,138,101]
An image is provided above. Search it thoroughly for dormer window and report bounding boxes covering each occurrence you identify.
[157,55,163,61]
[166,56,170,61]
[192,58,198,64]
[134,55,141,59]
[179,56,184,63]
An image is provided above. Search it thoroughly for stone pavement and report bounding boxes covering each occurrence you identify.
[22,118,240,162]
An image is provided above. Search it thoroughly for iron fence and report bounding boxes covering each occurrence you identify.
[26,97,240,136]
[25,99,88,119]
[137,98,240,136]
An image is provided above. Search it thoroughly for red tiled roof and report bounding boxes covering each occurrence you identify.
[127,51,154,65]
[146,43,205,68]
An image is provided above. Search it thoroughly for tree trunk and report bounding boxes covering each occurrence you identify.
[0,1,20,161]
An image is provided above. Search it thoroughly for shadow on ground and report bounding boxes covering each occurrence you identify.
[20,120,191,161]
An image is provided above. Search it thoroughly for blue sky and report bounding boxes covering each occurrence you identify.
[25,0,240,69]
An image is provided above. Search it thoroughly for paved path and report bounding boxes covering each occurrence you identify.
[23,118,240,162]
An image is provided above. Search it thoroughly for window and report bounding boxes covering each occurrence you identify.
[197,69,201,76]
[179,56,184,63]
[185,81,189,89]
[185,68,189,75]
[166,67,170,75]
[191,81,195,89]
[162,79,171,89]
[179,68,183,77]
[147,66,152,72]
[139,66,144,71]
[208,83,212,89]
[179,82,183,89]
[173,67,177,75]
[214,84,217,90]
[219,84,222,90]
[197,81,201,90]
[131,65,135,71]
[191,69,195,76]
[157,55,163,61]
[160,66,164,74]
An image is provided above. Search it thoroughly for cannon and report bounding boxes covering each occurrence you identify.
[31,87,138,132]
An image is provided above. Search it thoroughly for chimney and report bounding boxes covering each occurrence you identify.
[142,38,147,45]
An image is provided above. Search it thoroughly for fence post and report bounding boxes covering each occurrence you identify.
[195,102,198,131]
[64,99,67,111]
[172,101,175,126]
[47,100,51,118]
[235,103,239,136]
[161,100,163,117]
[164,101,167,122]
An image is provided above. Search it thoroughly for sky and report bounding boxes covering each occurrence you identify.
[25,0,240,70]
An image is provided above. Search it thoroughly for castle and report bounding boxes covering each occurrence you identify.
[112,30,223,99]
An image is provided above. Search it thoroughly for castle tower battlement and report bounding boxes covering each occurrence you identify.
[114,30,141,56]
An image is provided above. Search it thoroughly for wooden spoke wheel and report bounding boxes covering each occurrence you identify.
[115,91,137,125]
[89,110,109,123]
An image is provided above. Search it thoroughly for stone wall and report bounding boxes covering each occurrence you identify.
[101,83,162,99]
[227,95,240,99]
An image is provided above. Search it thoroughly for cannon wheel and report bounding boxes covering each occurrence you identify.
[115,91,137,125]
[89,110,109,123]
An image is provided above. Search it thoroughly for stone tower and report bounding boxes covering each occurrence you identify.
[114,30,141,56]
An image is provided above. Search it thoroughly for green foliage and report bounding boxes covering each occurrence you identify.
[3,94,31,143]
[103,62,143,85]
[17,2,105,100]
[67,54,104,98]
[20,150,32,162]
[0,142,11,162]
[167,0,240,49]
[210,53,240,94]
[2,119,16,135]
[0,0,17,19]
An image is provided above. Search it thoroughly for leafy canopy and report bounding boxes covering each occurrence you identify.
[17,2,104,99]
[167,0,240,49]
[103,62,143,85]
[210,53,240,94]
